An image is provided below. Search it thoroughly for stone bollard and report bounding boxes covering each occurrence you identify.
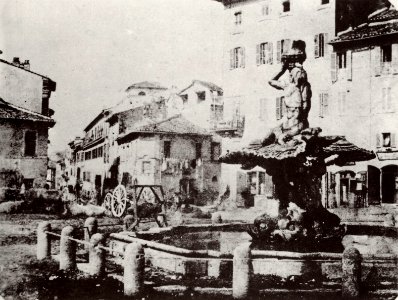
[37,221,51,260]
[211,212,222,224]
[124,243,145,297]
[124,215,135,231]
[89,233,106,277]
[84,217,98,252]
[342,247,362,298]
[60,225,77,271]
[232,243,252,299]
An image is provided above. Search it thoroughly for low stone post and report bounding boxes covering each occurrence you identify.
[233,243,252,299]
[60,225,76,271]
[37,221,51,260]
[384,214,395,227]
[124,215,135,231]
[124,243,145,297]
[342,247,362,298]
[211,212,222,224]
[84,217,98,252]
[89,233,106,277]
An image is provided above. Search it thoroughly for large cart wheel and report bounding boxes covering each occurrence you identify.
[111,184,128,217]
[102,192,113,213]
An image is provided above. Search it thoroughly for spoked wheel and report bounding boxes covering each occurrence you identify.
[102,192,113,213]
[111,184,128,217]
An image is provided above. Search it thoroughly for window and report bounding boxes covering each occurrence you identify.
[142,161,152,175]
[234,11,242,25]
[338,91,347,115]
[276,96,285,120]
[382,87,393,112]
[24,131,37,156]
[230,47,245,69]
[98,146,103,157]
[321,0,329,4]
[196,91,206,101]
[257,42,273,65]
[196,143,202,159]
[282,0,290,12]
[382,45,392,63]
[138,91,146,96]
[163,141,171,158]
[377,133,396,148]
[319,92,329,118]
[276,39,291,63]
[338,52,347,69]
[211,142,221,161]
[314,33,328,58]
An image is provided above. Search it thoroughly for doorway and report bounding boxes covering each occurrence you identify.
[381,165,398,203]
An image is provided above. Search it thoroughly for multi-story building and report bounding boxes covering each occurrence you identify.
[214,0,389,208]
[178,80,224,130]
[327,4,398,207]
[0,56,56,195]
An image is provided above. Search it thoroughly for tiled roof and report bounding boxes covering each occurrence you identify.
[369,7,398,22]
[125,81,167,92]
[330,22,398,43]
[330,8,398,44]
[117,115,210,143]
[0,98,55,125]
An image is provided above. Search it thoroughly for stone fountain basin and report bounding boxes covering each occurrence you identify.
[109,223,397,281]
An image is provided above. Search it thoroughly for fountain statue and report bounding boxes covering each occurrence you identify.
[221,40,375,249]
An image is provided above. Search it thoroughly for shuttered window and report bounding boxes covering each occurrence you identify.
[276,97,284,120]
[319,92,329,118]
[230,47,245,69]
[314,33,328,58]
[257,42,273,65]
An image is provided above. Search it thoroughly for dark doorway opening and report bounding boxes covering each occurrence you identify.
[381,165,398,203]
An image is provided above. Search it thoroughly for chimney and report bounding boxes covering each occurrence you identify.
[23,60,30,70]
[12,57,20,66]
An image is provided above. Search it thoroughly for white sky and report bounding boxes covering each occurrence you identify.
[0,0,224,153]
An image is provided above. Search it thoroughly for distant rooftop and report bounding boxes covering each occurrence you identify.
[179,80,223,95]
[117,114,210,144]
[125,81,167,92]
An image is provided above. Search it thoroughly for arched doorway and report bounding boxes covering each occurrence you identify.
[381,165,398,204]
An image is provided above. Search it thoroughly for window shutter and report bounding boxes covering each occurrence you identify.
[314,34,319,58]
[373,46,381,76]
[319,93,323,117]
[230,49,234,70]
[277,40,281,63]
[256,44,261,66]
[346,50,352,81]
[392,43,398,74]
[392,133,396,148]
[241,47,245,68]
[276,97,281,120]
[324,33,329,56]
[284,39,291,55]
[331,52,337,82]
[323,93,329,116]
[269,42,273,64]
[376,134,381,148]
